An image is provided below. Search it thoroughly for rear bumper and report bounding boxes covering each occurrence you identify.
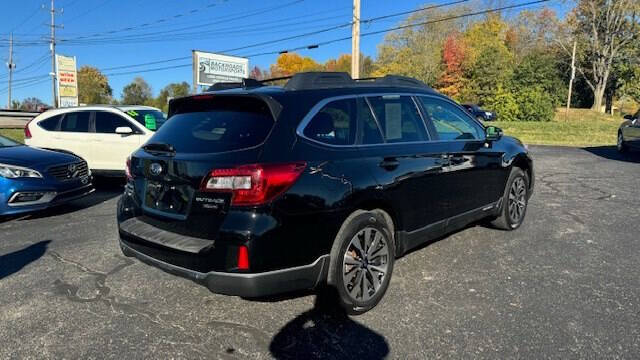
[119,238,329,298]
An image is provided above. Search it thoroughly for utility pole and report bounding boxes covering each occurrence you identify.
[6,33,15,108]
[566,40,577,117]
[48,0,63,108]
[351,0,360,79]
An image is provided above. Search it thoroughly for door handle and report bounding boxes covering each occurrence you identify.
[379,158,399,169]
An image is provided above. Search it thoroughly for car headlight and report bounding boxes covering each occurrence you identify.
[0,163,43,178]
[485,111,492,116]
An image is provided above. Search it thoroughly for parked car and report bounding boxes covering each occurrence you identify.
[618,110,640,152]
[117,72,534,314]
[462,104,497,121]
[24,105,166,176]
[0,135,93,216]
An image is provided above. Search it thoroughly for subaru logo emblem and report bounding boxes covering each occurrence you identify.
[149,163,163,176]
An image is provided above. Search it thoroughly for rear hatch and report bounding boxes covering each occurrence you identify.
[129,95,278,240]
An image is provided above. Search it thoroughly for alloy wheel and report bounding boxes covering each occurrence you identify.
[342,227,389,302]
[508,177,527,224]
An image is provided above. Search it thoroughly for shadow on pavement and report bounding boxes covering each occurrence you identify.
[0,240,51,279]
[583,146,640,164]
[270,287,389,360]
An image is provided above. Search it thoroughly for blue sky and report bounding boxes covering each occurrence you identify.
[0,0,570,105]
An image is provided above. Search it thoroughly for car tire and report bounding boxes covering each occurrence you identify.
[491,167,529,231]
[476,116,485,122]
[327,210,395,315]
[617,131,627,153]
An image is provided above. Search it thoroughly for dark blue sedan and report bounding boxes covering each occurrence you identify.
[0,135,94,216]
[462,104,497,121]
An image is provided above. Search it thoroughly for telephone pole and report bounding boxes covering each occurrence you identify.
[566,40,577,117]
[48,0,62,108]
[6,33,16,108]
[351,0,360,79]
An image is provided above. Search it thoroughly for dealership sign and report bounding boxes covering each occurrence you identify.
[192,50,249,88]
[55,54,79,107]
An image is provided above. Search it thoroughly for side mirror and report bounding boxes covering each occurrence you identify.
[623,114,633,121]
[485,126,503,141]
[115,126,134,135]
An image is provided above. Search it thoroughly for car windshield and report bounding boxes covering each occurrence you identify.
[122,109,167,131]
[0,135,20,147]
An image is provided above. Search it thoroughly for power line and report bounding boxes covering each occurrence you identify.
[57,0,307,44]
[92,0,470,73]
[103,0,550,77]
[60,0,304,41]
[243,0,552,58]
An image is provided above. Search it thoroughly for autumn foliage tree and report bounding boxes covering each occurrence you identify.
[269,53,322,77]
[437,31,466,99]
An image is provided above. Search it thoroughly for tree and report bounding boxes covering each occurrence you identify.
[155,82,190,112]
[324,54,374,77]
[10,100,20,110]
[249,66,268,80]
[269,53,322,77]
[437,31,467,99]
[121,77,152,105]
[372,6,471,85]
[565,0,639,112]
[77,66,112,104]
[19,97,47,111]
[510,51,566,106]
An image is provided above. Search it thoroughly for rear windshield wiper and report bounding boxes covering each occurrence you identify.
[143,142,176,156]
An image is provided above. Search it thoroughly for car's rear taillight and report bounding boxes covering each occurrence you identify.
[24,119,33,139]
[201,162,306,206]
[125,156,133,180]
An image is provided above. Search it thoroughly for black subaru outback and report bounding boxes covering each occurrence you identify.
[117,72,534,314]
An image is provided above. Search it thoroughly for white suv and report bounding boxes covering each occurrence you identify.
[25,105,166,175]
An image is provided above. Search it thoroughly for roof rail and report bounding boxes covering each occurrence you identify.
[356,75,430,89]
[205,72,433,92]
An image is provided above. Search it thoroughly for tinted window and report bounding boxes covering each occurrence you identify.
[367,95,427,143]
[95,111,133,133]
[151,97,274,153]
[38,115,62,131]
[359,98,384,145]
[420,97,484,140]
[122,109,166,131]
[60,112,90,133]
[304,98,357,146]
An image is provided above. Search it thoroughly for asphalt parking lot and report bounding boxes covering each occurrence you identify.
[1,145,639,359]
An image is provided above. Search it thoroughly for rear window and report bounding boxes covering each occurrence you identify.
[123,109,166,131]
[151,97,274,153]
[38,114,62,131]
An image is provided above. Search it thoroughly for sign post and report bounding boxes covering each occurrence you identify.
[55,54,79,107]
[192,50,249,92]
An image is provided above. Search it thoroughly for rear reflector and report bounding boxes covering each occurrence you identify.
[201,162,306,206]
[237,245,249,270]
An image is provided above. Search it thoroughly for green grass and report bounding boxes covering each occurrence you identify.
[491,108,622,147]
[0,128,25,143]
